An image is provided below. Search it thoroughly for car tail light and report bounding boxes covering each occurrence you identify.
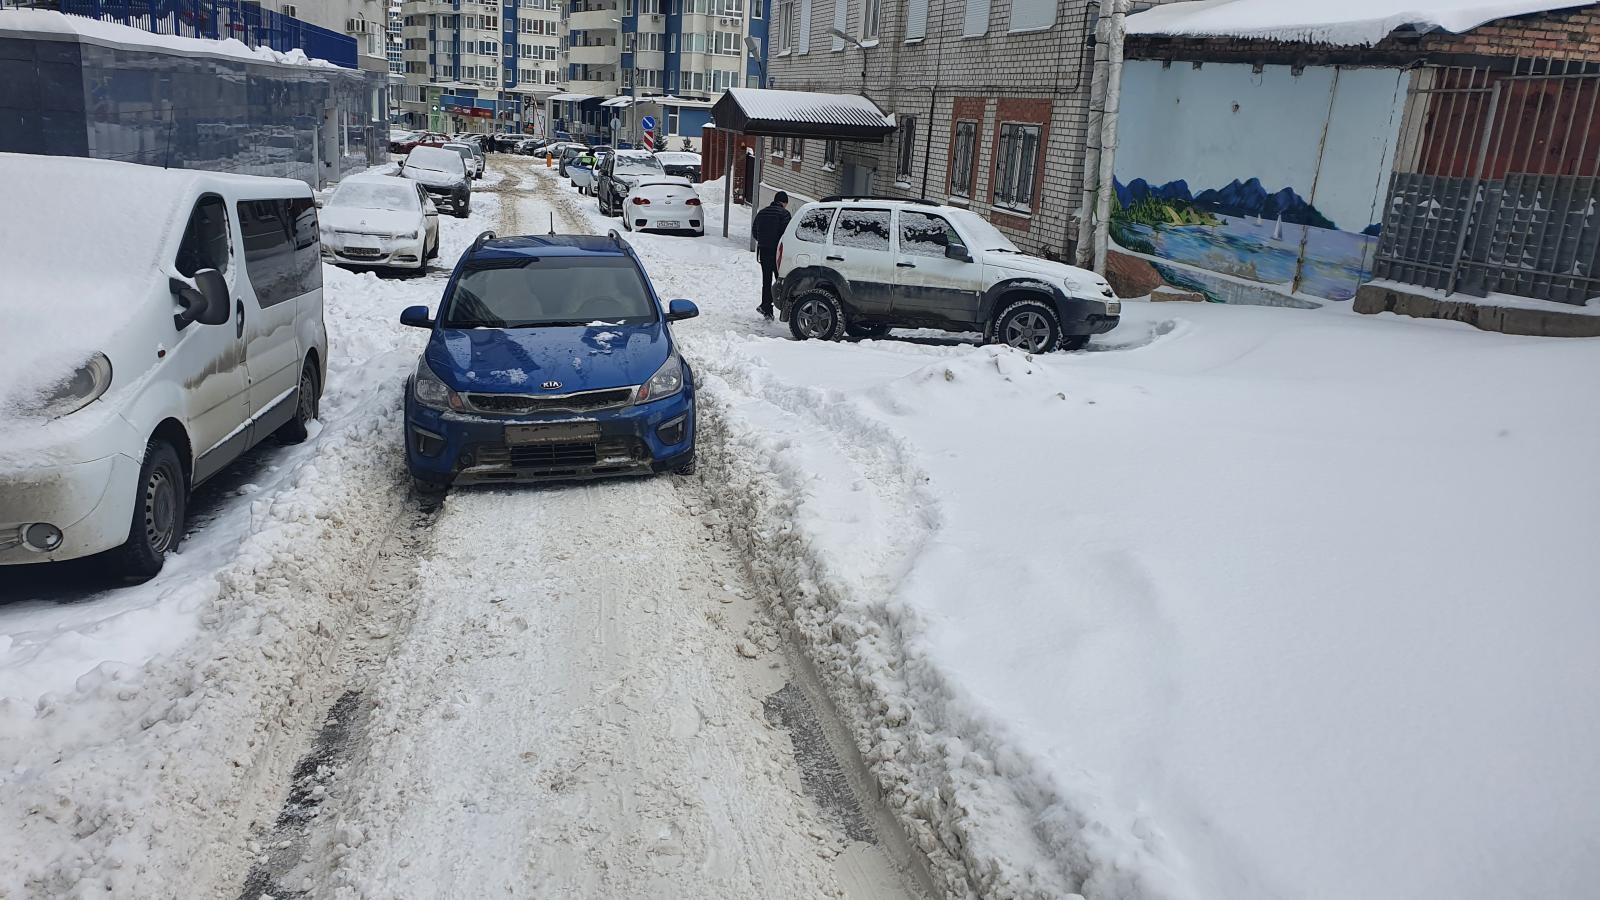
[631,196,651,205]
[686,198,701,206]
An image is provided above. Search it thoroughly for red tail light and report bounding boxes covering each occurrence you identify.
[686,198,701,206]
[631,196,651,205]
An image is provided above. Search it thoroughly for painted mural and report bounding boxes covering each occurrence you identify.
[1111,61,1408,304]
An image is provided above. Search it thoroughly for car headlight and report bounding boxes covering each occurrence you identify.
[34,352,113,419]
[413,358,463,411]
[401,230,419,240]
[635,353,684,403]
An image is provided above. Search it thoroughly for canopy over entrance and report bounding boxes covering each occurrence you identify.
[709,88,895,141]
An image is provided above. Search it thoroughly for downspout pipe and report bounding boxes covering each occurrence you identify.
[1074,6,1108,268]
[1091,0,1130,275]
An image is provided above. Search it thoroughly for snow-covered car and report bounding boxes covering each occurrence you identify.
[622,177,704,235]
[595,150,667,217]
[400,231,700,488]
[391,131,451,154]
[556,144,592,176]
[319,174,440,273]
[0,153,327,577]
[442,141,484,179]
[654,151,702,182]
[401,146,471,218]
[774,198,1121,351]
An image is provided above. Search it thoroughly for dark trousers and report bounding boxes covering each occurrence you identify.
[758,251,777,313]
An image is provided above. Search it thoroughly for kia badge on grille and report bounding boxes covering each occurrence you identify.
[541,380,563,390]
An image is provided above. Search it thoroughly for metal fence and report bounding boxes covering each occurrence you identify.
[1375,58,1600,305]
[43,0,358,67]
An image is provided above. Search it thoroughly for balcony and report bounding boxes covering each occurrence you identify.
[568,8,620,31]
[566,44,618,65]
[566,77,619,95]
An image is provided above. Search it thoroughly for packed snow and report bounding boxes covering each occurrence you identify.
[0,9,337,67]
[1125,0,1598,46]
[4,156,1597,900]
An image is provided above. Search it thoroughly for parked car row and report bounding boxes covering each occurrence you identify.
[566,148,706,237]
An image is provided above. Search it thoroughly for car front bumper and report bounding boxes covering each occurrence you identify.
[404,386,696,485]
[0,453,140,565]
[1062,311,1120,336]
[323,233,426,268]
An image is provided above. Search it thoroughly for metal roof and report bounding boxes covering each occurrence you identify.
[548,92,599,103]
[710,88,896,141]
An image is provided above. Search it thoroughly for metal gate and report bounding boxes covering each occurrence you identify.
[1374,58,1600,305]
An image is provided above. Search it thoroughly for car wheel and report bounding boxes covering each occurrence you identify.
[845,323,891,339]
[788,289,846,342]
[993,299,1063,353]
[113,439,185,579]
[277,360,321,443]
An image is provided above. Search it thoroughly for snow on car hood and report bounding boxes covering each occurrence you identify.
[426,321,672,393]
[403,165,464,188]
[985,252,1114,297]
[0,153,185,418]
[320,206,419,236]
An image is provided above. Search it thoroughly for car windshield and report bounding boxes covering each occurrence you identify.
[330,182,419,210]
[406,147,465,175]
[949,209,1020,252]
[441,257,658,328]
[616,155,664,175]
[444,144,474,161]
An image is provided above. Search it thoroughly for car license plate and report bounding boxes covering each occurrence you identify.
[344,246,380,258]
[505,422,600,444]
[656,220,680,228]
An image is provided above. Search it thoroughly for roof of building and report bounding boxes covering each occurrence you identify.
[1125,0,1597,46]
[710,88,896,141]
[0,8,338,68]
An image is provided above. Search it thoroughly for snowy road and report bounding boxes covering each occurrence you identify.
[234,162,926,900]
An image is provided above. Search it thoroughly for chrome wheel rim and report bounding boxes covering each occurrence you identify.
[1003,311,1053,352]
[143,467,177,553]
[796,298,834,338]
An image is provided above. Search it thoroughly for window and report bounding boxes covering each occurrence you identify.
[796,207,835,243]
[777,0,795,50]
[1009,0,1052,31]
[831,0,847,48]
[950,119,976,197]
[994,122,1040,211]
[711,68,739,91]
[833,208,891,251]
[640,0,661,12]
[236,198,320,308]
[480,14,495,28]
[791,138,803,160]
[442,258,658,327]
[714,30,741,54]
[823,139,838,168]
[896,115,915,181]
[905,0,927,39]
[963,0,989,37]
[624,0,634,12]
[666,109,679,134]
[752,0,760,16]
[176,196,231,278]
[862,0,879,40]
[899,211,960,258]
[544,69,560,83]
[771,136,785,157]
[713,0,744,15]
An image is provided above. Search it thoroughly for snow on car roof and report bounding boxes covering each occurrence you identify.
[0,8,337,67]
[1125,0,1597,46]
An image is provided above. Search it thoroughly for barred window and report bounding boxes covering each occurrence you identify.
[994,122,1040,211]
[950,119,976,197]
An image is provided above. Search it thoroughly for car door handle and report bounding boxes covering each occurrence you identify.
[826,255,845,261]
[235,299,245,339]
[897,262,916,268]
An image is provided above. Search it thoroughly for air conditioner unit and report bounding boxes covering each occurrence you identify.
[347,18,371,33]
[280,3,297,16]
[651,13,661,21]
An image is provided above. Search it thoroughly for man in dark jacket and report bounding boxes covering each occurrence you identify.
[751,191,791,319]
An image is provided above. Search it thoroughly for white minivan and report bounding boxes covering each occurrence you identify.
[0,154,329,578]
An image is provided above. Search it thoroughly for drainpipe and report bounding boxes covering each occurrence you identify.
[1090,0,1129,275]
[1074,5,1108,268]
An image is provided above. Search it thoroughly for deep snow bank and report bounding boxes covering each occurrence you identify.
[692,302,1600,900]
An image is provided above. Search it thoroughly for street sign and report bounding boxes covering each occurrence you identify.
[610,116,621,131]
[641,115,656,131]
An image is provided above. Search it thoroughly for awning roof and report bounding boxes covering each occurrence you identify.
[1125,0,1597,47]
[548,92,598,103]
[600,96,634,107]
[709,88,895,141]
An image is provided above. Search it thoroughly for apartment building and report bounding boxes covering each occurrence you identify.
[397,0,565,132]
[762,0,1179,261]
[283,0,394,71]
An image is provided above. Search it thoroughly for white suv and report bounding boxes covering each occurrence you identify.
[774,197,1120,352]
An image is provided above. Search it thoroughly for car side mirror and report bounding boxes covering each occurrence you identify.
[171,268,229,329]
[400,305,434,328]
[666,299,700,321]
[945,243,972,262]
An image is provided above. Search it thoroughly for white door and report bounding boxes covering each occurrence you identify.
[891,209,988,327]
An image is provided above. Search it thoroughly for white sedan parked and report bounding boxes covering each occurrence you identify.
[319,174,439,273]
[621,177,705,236]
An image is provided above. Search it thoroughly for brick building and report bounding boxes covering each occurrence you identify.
[759,0,1187,261]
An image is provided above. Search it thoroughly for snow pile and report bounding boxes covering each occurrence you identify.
[0,9,339,67]
[1125,0,1598,46]
[691,301,1600,898]
[0,194,498,898]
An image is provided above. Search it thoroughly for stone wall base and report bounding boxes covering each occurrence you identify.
[1353,284,1600,338]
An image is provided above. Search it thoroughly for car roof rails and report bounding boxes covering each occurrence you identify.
[819,194,939,206]
[469,230,497,252]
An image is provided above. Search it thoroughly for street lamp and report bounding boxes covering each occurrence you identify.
[744,34,767,87]
[828,26,868,85]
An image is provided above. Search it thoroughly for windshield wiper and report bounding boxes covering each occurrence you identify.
[443,320,503,328]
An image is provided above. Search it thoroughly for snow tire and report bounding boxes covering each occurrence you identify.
[277,361,320,444]
[992,298,1064,354]
[788,289,846,342]
[113,439,185,580]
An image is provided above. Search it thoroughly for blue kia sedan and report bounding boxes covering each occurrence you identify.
[400,231,699,489]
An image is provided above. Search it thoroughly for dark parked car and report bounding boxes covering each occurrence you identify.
[654,151,702,183]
